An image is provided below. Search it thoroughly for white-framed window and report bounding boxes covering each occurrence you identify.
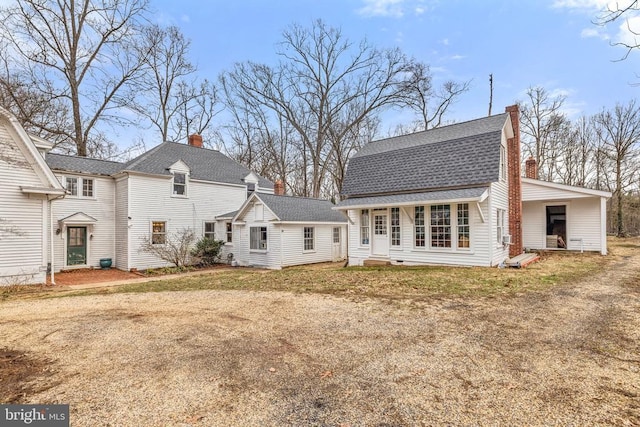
[151,221,166,245]
[390,207,401,247]
[226,222,233,243]
[415,206,425,247]
[360,209,370,245]
[500,145,507,181]
[173,172,187,196]
[333,227,340,243]
[204,222,215,240]
[457,203,470,249]
[497,209,506,245]
[303,227,314,251]
[247,182,255,197]
[65,176,94,198]
[430,204,451,248]
[250,226,267,250]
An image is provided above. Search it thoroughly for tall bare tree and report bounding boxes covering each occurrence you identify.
[222,20,414,198]
[593,100,640,237]
[519,86,568,180]
[0,0,149,156]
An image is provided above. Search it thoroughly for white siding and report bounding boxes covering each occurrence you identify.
[488,181,511,266]
[114,177,129,270]
[233,202,280,268]
[0,120,48,284]
[345,197,499,268]
[522,180,600,201]
[279,223,347,268]
[522,198,604,253]
[51,174,116,271]
[127,174,247,270]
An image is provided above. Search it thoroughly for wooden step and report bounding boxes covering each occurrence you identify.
[363,259,391,267]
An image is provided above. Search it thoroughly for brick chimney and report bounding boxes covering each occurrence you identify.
[525,156,538,179]
[505,105,523,257]
[274,179,285,196]
[188,134,203,148]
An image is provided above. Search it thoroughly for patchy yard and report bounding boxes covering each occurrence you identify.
[1,239,639,426]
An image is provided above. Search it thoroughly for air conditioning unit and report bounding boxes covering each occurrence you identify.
[502,235,512,245]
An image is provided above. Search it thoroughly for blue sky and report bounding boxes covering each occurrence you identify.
[153,0,640,130]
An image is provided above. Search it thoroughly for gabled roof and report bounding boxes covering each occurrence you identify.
[342,113,510,198]
[46,153,124,176]
[123,142,273,188]
[236,193,347,223]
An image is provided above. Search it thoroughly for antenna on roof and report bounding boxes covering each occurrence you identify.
[488,73,493,116]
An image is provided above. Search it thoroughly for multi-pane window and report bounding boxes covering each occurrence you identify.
[226,222,233,243]
[457,203,470,249]
[374,212,387,236]
[430,204,451,248]
[204,222,215,240]
[66,177,78,196]
[250,226,267,250]
[303,227,314,251]
[497,209,506,244]
[82,179,94,197]
[360,209,370,245]
[390,207,401,246]
[173,172,186,195]
[333,227,340,243]
[415,206,425,247]
[151,221,166,245]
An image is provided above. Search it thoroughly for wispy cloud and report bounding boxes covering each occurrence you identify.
[581,27,610,39]
[551,0,609,9]
[356,0,428,18]
[450,54,465,60]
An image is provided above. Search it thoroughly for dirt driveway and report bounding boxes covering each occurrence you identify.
[1,253,639,426]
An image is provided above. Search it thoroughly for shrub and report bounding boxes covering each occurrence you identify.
[140,228,196,268]
[191,237,225,266]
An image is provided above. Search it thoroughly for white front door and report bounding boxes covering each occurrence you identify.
[372,210,389,256]
[332,226,342,261]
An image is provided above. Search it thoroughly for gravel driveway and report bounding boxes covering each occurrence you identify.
[1,253,639,426]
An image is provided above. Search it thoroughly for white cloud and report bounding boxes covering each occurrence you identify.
[357,0,405,18]
[415,6,425,15]
[551,0,610,9]
[581,27,610,39]
[450,54,465,60]
[441,38,449,46]
[180,14,190,23]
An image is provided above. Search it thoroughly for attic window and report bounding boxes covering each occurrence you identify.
[173,173,186,196]
[247,183,255,197]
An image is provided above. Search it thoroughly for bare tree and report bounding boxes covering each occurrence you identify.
[222,20,412,198]
[593,99,640,236]
[397,62,470,131]
[595,0,640,60]
[519,86,569,181]
[0,0,149,156]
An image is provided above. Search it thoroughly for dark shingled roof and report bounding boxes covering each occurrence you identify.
[123,142,273,188]
[342,113,509,198]
[256,193,347,223]
[46,153,124,176]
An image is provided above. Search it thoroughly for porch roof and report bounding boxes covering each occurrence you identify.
[333,187,489,210]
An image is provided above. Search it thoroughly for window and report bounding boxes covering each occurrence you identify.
[247,183,255,197]
[82,178,94,197]
[303,227,314,251]
[66,177,78,196]
[415,206,425,247]
[204,222,215,240]
[226,222,233,243]
[457,203,470,249]
[173,172,186,196]
[250,226,267,250]
[151,221,166,245]
[390,207,401,247]
[430,204,451,248]
[360,209,370,245]
[500,145,507,181]
[333,227,340,244]
[497,209,506,244]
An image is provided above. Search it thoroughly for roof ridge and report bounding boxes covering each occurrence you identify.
[123,141,168,170]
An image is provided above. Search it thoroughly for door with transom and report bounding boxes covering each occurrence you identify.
[372,209,389,256]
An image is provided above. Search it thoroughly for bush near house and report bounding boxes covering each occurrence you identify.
[190,237,225,266]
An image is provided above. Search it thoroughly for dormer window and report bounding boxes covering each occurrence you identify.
[173,172,186,196]
[247,182,255,197]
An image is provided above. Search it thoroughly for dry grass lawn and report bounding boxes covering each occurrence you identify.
[1,238,639,426]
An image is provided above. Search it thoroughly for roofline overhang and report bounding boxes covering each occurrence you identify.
[272,221,348,225]
[521,177,612,199]
[20,186,67,196]
[333,188,490,211]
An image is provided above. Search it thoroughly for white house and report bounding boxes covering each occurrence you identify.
[0,106,65,284]
[232,192,347,269]
[335,105,611,267]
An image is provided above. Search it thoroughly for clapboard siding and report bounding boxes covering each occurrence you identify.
[522,201,545,249]
[279,223,346,268]
[489,180,510,266]
[50,173,116,270]
[114,177,129,270]
[0,119,48,284]
[233,201,280,268]
[127,174,247,270]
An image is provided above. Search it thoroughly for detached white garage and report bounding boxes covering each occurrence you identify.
[521,177,611,255]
